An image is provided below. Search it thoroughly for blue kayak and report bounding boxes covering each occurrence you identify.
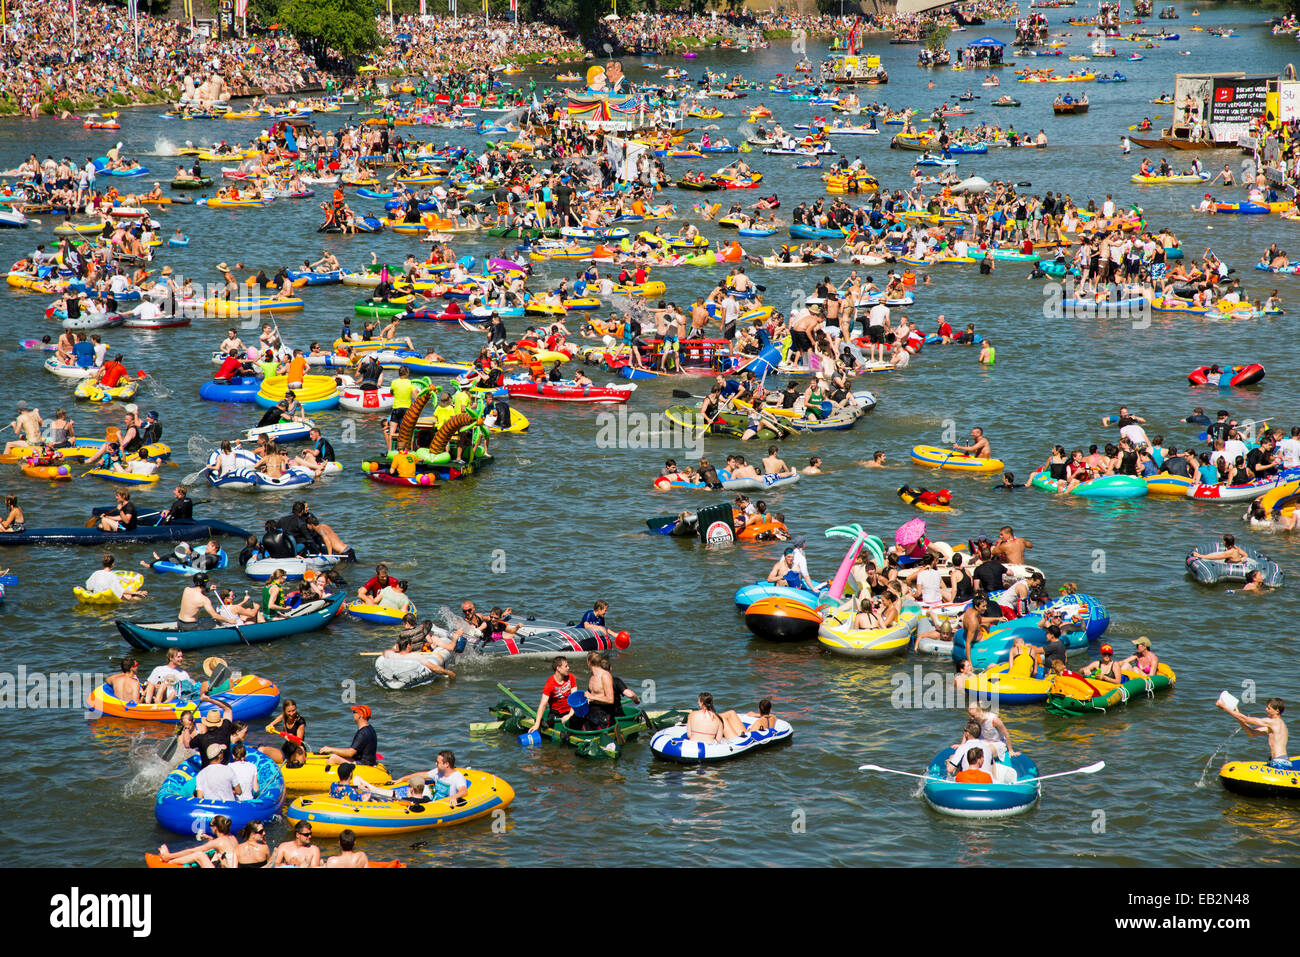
[117,592,346,651]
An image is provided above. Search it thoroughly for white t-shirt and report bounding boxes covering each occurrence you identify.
[916,568,944,604]
[1119,423,1149,448]
[195,763,238,802]
[133,301,162,323]
[85,568,124,598]
[948,739,1006,774]
[228,759,259,802]
[93,342,108,365]
[868,303,889,328]
[1223,439,1248,464]
[424,767,469,799]
[1276,437,1300,469]
[146,663,189,686]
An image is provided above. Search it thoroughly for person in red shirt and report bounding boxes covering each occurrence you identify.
[355,563,394,606]
[527,656,576,733]
[215,352,246,380]
[99,354,129,388]
[633,265,648,284]
[935,314,954,343]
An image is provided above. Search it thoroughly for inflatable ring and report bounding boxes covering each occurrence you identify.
[394,387,434,451]
[429,412,475,454]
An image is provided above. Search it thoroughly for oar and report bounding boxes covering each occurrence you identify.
[182,464,210,486]
[1022,760,1105,783]
[156,730,184,762]
[858,764,938,781]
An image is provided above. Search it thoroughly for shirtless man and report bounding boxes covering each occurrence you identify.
[762,445,791,476]
[178,573,226,631]
[954,426,991,460]
[3,401,43,454]
[271,821,322,868]
[728,455,760,480]
[961,595,1000,663]
[1219,696,1293,770]
[325,829,369,868]
[1190,535,1248,565]
[107,656,143,703]
[991,526,1032,565]
[686,692,749,742]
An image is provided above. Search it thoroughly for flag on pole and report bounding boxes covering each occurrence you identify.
[420,0,426,14]
[70,0,77,43]
[235,0,247,16]
[126,0,137,19]
[183,0,193,18]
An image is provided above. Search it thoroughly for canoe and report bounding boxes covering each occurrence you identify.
[663,406,781,441]
[284,768,514,836]
[115,592,346,651]
[922,747,1040,818]
[1045,664,1176,715]
[505,380,634,403]
[911,445,1004,472]
[86,673,280,722]
[0,516,250,547]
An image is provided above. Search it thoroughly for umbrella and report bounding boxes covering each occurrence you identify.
[895,518,926,549]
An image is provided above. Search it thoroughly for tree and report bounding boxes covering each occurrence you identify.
[278,0,381,68]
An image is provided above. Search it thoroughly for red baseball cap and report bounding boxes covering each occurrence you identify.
[351,705,371,719]
[1100,644,1113,655]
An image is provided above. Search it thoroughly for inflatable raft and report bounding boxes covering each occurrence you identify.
[154,748,286,835]
[1219,757,1300,798]
[1187,364,1265,388]
[283,768,514,836]
[744,596,822,641]
[911,445,1004,472]
[817,609,917,658]
[921,747,1040,818]
[1185,541,1283,586]
[1045,664,1176,715]
[650,716,793,764]
[87,672,280,722]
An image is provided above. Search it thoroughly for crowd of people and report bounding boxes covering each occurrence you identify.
[0,0,325,115]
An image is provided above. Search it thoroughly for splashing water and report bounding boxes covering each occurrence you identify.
[152,137,180,157]
[1196,728,1241,788]
[124,733,179,797]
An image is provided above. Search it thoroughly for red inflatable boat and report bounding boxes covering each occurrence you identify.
[1188,364,1265,387]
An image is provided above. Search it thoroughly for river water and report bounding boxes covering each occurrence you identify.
[3,5,1300,868]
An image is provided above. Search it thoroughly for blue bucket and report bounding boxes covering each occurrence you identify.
[517,731,541,747]
[567,690,589,717]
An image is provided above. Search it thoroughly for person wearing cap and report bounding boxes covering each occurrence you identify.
[195,744,241,802]
[178,572,225,631]
[138,410,162,447]
[190,700,236,768]
[1082,644,1123,683]
[3,401,42,454]
[319,705,378,766]
[1118,636,1159,677]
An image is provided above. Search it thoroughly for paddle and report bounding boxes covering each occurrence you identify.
[156,730,184,763]
[1021,760,1106,783]
[210,589,250,645]
[0,575,15,586]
